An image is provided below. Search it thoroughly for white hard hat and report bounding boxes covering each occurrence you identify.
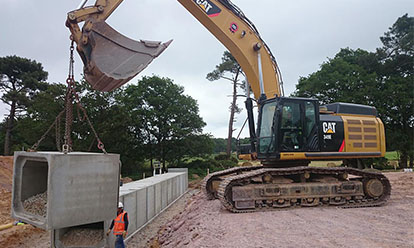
[118,202,123,208]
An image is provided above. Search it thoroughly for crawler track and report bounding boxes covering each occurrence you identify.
[203,166,391,213]
[201,166,261,200]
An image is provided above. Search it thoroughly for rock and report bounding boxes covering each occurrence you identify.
[60,228,103,246]
[23,192,47,218]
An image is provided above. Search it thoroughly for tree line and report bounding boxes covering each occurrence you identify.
[0,67,215,174]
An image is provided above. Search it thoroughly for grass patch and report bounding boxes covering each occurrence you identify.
[385,151,399,160]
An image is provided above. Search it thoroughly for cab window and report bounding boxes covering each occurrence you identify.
[280,102,302,151]
[258,101,277,153]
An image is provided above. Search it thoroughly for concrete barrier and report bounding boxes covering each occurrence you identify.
[12,151,120,230]
[52,168,188,248]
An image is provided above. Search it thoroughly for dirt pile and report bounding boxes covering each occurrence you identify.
[0,224,49,248]
[0,189,13,224]
[23,192,47,218]
[152,191,216,247]
[0,156,13,192]
[121,176,134,184]
[0,156,49,248]
[61,228,103,246]
[0,190,49,248]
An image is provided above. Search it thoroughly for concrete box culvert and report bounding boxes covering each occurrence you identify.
[12,151,121,230]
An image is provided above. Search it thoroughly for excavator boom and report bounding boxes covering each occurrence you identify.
[66,0,281,98]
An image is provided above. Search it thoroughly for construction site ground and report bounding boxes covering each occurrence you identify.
[1,156,413,248]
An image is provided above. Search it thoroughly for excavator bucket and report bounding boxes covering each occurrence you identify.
[79,21,172,92]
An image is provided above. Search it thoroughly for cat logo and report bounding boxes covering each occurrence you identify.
[194,0,222,17]
[323,122,336,134]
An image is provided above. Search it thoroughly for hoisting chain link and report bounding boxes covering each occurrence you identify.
[30,39,107,154]
[63,41,76,153]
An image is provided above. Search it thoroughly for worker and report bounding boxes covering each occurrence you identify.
[107,202,129,248]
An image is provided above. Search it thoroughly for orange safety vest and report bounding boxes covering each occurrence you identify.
[113,211,127,235]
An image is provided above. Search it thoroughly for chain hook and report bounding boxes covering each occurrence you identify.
[97,140,107,154]
[62,144,70,154]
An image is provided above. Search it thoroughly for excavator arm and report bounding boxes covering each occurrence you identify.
[66,0,282,99]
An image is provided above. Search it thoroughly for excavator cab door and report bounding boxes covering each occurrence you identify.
[77,20,172,92]
[257,98,320,158]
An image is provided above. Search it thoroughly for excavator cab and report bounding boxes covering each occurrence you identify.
[257,97,320,160]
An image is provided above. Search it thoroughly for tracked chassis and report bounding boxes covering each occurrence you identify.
[202,166,391,213]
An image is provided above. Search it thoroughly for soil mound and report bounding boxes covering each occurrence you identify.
[0,156,13,192]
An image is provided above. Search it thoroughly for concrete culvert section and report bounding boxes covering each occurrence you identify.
[12,152,121,230]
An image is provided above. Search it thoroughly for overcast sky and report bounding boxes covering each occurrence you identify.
[0,0,412,138]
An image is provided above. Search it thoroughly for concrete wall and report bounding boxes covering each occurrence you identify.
[52,169,188,248]
[12,151,121,230]
[116,169,188,245]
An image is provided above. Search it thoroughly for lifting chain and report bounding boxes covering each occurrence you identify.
[63,41,76,153]
[30,110,64,152]
[30,40,107,154]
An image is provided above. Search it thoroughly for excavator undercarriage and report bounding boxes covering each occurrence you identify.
[202,165,391,212]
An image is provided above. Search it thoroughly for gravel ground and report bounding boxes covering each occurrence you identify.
[1,170,413,248]
[23,192,47,218]
[61,228,103,246]
[127,188,200,248]
[146,172,414,248]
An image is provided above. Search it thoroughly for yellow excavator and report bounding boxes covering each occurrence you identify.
[66,0,391,212]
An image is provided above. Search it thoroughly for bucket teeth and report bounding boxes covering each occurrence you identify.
[79,20,172,92]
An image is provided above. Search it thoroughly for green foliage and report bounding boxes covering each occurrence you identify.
[211,137,249,153]
[0,56,48,108]
[13,83,66,151]
[294,48,379,105]
[0,55,48,154]
[212,138,227,153]
[73,80,143,174]
[121,76,208,169]
[1,68,214,175]
[294,14,414,167]
[214,153,238,163]
[363,158,391,170]
[385,151,399,160]
[206,51,241,81]
[175,155,238,179]
[374,14,414,167]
